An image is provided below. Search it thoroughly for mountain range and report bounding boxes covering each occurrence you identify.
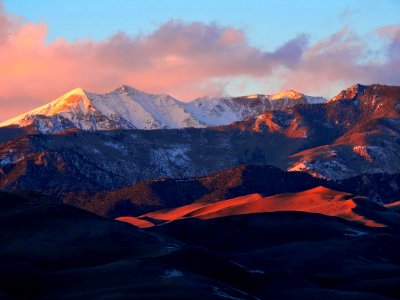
[1,83,400,299]
[0,83,399,193]
[0,85,325,133]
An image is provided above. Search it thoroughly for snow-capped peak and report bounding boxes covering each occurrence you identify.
[42,87,94,115]
[0,85,326,133]
[112,84,149,95]
[269,90,326,104]
[0,87,94,128]
[270,90,304,100]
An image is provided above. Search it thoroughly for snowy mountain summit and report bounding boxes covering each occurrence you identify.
[0,85,326,133]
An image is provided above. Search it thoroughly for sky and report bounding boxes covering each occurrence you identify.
[0,0,399,121]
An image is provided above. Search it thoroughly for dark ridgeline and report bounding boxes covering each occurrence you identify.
[64,165,325,217]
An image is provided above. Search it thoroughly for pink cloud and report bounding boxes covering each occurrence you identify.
[0,2,399,121]
[0,8,307,120]
[278,25,400,96]
[377,24,400,40]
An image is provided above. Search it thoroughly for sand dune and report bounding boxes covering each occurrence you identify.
[119,186,388,228]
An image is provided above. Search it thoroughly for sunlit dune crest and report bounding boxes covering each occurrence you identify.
[385,201,400,213]
[116,216,154,228]
[386,201,400,208]
[117,186,386,228]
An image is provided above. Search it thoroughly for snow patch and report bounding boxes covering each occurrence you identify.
[305,160,351,180]
[353,145,388,163]
[103,141,125,151]
[0,156,11,167]
[305,96,326,104]
[150,145,191,177]
[162,269,183,279]
[289,158,350,180]
[213,287,244,300]
[92,148,101,154]
[247,269,265,274]
[345,229,368,237]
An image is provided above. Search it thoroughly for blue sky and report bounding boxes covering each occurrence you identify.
[4,0,400,50]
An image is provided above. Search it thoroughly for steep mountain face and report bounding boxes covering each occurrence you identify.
[287,84,400,179]
[0,86,325,133]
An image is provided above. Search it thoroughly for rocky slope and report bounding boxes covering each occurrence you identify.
[288,84,400,179]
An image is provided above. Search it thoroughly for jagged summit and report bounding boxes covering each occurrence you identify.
[111,85,173,100]
[352,83,367,90]
[327,83,400,119]
[113,84,154,95]
[115,84,133,92]
[329,83,367,102]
